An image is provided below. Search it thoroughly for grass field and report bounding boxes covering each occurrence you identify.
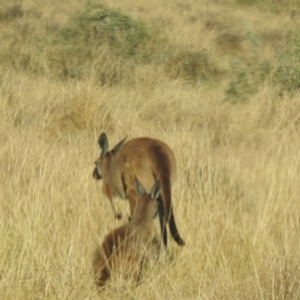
[1,0,300,299]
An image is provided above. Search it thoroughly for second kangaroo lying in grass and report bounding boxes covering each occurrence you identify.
[93,179,161,287]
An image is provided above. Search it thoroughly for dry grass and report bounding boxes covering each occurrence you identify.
[1,0,300,299]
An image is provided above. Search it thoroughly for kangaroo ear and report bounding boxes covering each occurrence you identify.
[136,178,146,197]
[111,135,127,154]
[150,180,161,200]
[98,132,108,157]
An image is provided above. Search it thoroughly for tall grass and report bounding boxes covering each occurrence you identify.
[1,1,300,299]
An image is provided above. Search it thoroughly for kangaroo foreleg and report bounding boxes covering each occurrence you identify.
[102,184,122,219]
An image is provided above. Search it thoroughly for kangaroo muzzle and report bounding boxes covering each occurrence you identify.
[93,168,102,180]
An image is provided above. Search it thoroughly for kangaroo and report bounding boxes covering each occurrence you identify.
[92,179,161,287]
[92,132,185,248]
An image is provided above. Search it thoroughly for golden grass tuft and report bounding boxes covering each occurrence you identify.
[1,0,300,299]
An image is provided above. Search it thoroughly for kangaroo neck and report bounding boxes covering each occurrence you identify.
[108,156,126,199]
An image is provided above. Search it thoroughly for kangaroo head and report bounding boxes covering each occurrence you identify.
[93,132,127,180]
[135,179,161,220]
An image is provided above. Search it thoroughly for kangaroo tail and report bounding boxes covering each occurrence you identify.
[169,205,185,246]
[160,174,185,246]
[157,194,168,248]
[160,173,172,222]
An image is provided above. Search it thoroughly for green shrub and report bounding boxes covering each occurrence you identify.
[274,33,300,93]
[0,2,164,83]
[57,2,151,59]
[225,31,270,103]
[225,60,270,102]
[43,2,165,81]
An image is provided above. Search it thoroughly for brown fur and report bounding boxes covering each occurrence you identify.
[93,133,185,246]
[92,180,160,287]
